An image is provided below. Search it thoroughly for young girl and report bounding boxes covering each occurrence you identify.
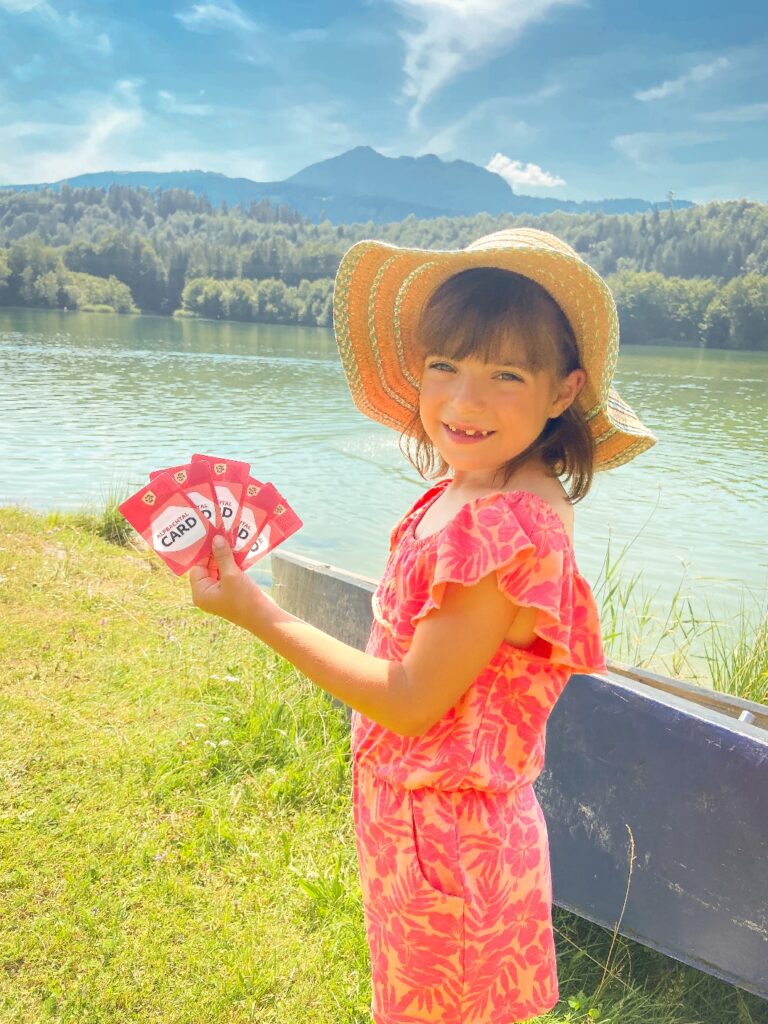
[188,227,656,1024]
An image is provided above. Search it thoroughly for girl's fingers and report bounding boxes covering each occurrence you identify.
[188,564,208,584]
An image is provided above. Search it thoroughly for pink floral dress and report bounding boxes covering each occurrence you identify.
[351,479,606,1024]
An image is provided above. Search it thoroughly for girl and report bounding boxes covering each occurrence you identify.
[189,227,656,1024]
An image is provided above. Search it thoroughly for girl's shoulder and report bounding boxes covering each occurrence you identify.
[411,479,574,550]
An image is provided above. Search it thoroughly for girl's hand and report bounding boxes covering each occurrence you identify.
[189,536,267,633]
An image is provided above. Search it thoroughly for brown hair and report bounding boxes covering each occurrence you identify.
[399,267,595,501]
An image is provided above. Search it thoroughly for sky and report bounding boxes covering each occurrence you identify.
[0,0,766,204]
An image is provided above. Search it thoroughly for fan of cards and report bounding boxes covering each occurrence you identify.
[118,453,302,577]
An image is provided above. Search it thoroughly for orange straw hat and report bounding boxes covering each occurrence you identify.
[333,227,656,470]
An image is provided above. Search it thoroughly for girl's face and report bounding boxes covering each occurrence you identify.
[418,338,585,481]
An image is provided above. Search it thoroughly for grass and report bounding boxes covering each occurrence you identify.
[0,503,765,1023]
[592,532,768,705]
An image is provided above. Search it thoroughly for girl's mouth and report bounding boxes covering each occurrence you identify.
[443,423,496,444]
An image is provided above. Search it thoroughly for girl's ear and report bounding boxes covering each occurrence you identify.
[549,368,586,418]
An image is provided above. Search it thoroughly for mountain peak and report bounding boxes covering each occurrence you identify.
[287,146,515,214]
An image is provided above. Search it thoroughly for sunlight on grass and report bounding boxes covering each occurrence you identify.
[1,505,764,1023]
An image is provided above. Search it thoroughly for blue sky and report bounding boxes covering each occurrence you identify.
[0,0,766,203]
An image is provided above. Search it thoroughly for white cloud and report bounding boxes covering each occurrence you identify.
[175,1,280,67]
[0,80,143,184]
[0,0,44,10]
[391,0,582,127]
[0,78,277,185]
[280,102,363,157]
[158,90,214,117]
[418,98,530,156]
[697,103,768,123]
[634,56,729,102]
[0,0,112,53]
[176,1,259,34]
[486,152,565,189]
[611,130,718,170]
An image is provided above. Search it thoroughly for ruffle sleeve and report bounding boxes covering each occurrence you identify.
[410,492,606,674]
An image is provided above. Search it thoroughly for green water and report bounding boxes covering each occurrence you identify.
[2,306,766,639]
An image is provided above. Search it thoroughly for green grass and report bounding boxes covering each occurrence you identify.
[0,506,765,1023]
[592,533,768,704]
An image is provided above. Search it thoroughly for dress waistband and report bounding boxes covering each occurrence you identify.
[353,758,535,794]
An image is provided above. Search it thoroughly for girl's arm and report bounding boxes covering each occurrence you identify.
[189,537,521,737]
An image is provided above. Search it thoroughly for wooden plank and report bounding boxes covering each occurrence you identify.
[606,660,768,730]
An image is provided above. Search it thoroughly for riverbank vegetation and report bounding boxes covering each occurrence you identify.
[0,186,767,348]
[1,503,764,1023]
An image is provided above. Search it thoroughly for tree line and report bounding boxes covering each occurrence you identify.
[0,185,766,348]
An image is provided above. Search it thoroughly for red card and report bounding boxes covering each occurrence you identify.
[239,488,303,570]
[191,454,250,541]
[149,460,223,533]
[119,473,214,576]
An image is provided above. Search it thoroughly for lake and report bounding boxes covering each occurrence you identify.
[1,306,766,666]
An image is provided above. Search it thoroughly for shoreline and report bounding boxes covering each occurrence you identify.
[3,304,768,352]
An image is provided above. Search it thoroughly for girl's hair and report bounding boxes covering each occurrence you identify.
[399,267,595,502]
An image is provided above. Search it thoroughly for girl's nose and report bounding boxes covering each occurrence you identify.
[450,377,485,412]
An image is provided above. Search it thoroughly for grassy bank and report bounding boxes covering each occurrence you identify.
[0,506,764,1023]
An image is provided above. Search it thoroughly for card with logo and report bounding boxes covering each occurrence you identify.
[149,460,223,533]
[118,473,214,576]
[238,488,303,570]
[191,454,250,541]
[231,480,282,565]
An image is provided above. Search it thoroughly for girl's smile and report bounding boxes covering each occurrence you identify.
[443,422,496,443]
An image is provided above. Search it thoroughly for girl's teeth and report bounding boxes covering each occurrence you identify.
[448,424,491,437]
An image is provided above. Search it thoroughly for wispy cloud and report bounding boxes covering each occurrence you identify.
[0,0,44,10]
[175,1,284,68]
[175,0,259,34]
[417,98,531,156]
[486,152,565,189]
[0,80,142,184]
[0,78,277,185]
[280,102,363,158]
[391,0,582,127]
[697,102,768,123]
[0,0,111,53]
[10,53,47,82]
[634,56,729,101]
[611,130,719,169]
[157,90,214,117]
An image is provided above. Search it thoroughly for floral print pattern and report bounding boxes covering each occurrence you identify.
[352,480,606,1022]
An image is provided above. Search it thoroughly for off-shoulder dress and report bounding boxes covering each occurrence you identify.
[351,479,606,1024]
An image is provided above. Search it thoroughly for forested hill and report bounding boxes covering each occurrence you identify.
[0,186,766,349]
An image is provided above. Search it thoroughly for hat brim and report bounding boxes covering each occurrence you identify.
[333,237,656,470]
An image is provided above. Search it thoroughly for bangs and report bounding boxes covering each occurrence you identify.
[420,306,549,372]
[415,267,578,375]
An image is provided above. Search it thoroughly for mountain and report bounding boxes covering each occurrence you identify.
[0,147,693,222]
[287,146,517,215]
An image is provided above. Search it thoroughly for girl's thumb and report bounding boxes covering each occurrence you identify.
[212,534,231,561]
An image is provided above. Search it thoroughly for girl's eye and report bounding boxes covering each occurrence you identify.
[427,360,454,372]
[496,371,523,382]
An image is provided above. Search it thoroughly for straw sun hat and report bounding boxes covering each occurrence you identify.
[333,227,656,471]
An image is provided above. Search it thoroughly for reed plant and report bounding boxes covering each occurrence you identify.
[592,532,767,705]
